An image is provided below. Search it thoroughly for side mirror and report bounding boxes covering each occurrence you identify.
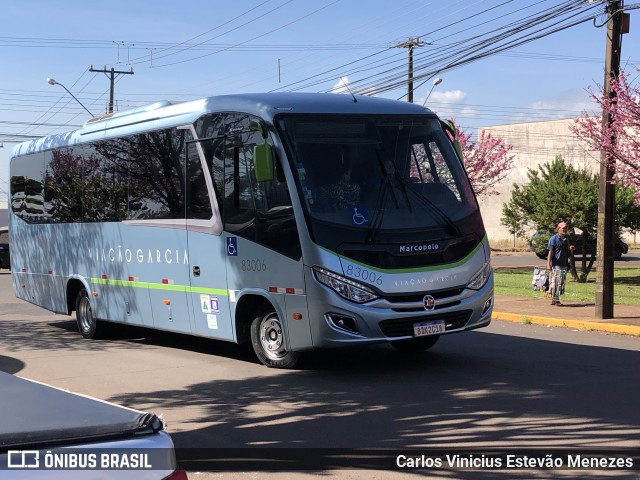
[254,143,274,182]
[441,119,463,162]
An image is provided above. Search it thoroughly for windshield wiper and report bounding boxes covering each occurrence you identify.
[367,149,461,242]
[395,175,461,236]
[366,151,399,244]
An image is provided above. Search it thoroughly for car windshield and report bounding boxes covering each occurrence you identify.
[278,115,477,233]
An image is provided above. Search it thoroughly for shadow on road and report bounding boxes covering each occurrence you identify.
[103,331,640,456]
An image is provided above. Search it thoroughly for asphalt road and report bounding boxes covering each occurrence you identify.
[1,271,639,479]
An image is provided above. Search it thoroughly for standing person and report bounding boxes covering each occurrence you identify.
[546,222,575,306]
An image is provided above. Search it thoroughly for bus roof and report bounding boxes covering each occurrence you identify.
[12,93,434,157]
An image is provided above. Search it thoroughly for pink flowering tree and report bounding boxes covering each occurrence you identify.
[449,121,515,197]
[571,69,640,203]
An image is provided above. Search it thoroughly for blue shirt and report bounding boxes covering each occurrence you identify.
[548,234,571,268]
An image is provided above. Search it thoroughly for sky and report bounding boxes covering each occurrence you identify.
[1,0,640,202]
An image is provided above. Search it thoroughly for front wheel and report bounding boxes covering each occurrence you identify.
[250,307,301,369]
[391,335,440,353]
[76,288,102,339]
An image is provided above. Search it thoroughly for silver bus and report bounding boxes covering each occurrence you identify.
[9,93,493,368]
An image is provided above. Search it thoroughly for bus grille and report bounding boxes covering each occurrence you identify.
[384,288,464,303]
[378,310,472,338]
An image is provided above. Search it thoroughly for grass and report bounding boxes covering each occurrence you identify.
[493,266,640,306]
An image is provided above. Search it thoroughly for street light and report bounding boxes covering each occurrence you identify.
[422,77,443,107]
[47,77,94,116]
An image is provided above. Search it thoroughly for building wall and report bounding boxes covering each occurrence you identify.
[476,118,600,244]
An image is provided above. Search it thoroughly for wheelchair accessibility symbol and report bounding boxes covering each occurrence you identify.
[349,206,369,227]
[227,237,238,256]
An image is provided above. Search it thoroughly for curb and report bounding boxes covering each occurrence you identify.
[492,311,640,337]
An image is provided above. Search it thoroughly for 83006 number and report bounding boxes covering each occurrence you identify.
[241,259,267,271]
[345,264,383,285]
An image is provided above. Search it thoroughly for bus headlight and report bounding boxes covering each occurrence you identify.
[467,262,492,290]
[313,266,379,303]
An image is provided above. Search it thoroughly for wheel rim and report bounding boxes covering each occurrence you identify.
[258,313,287,360]
[78,295,93,333]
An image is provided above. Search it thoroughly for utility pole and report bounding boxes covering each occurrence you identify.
[89,65,134,113]
[595,0,628,319]
[396,38,425,102]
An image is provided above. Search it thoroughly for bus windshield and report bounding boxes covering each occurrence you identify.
[279,115,477,235]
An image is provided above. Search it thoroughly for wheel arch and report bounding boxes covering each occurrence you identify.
[66,277,91,315]
[233,292,280,345]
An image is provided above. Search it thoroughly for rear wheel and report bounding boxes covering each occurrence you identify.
[75,288,102,339]
[250,306,300,368]
[391,335,440,353]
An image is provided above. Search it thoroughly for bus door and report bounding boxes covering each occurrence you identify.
[220,114,311,349]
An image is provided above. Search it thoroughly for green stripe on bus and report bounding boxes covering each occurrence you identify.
[318,235,488,274]
[90,278,227,296]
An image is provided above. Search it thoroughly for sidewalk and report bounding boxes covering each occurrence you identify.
[493,294,640,336]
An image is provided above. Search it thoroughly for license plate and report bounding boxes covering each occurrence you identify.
[413,320,445,337]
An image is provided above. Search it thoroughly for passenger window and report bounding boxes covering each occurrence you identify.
[125,129,187,220]
[11,152,46,223]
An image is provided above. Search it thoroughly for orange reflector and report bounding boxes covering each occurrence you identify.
[163,299,171,305]
[292,313,303,320]
[92,292,98,297]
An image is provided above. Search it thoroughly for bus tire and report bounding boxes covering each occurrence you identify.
[250,306,300,369]
[391,335,440,353]
[75,288,102,339]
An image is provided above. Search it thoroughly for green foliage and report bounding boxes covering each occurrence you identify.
[503,155,640,236]
[500,156,639,282]
[500,201,526,237]
[500,201,527,248]
[503,156,598,234]
[616,186,640,237]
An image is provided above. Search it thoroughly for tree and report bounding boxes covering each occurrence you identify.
[500,201,527,249]
[571,69,640,202]
[448,121,515,197]
[501,156,639,282]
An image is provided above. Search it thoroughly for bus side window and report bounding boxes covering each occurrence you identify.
[126,129,187,220]
[11,152,45,223]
